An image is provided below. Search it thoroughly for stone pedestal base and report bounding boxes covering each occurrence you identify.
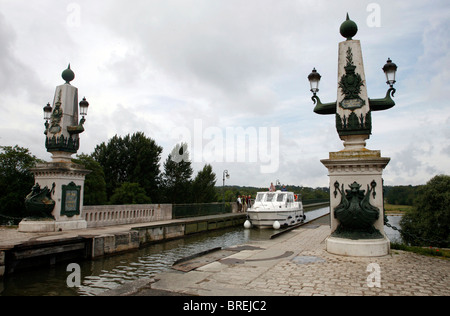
[321,148,391,244]
[326,236,390,257]
[18,219,87,233]
[19,161,90,233]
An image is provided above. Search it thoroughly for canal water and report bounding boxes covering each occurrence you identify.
[384,215,403,243]
[0,207,401,296]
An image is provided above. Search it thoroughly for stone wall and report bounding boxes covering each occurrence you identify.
[91,231,140,258]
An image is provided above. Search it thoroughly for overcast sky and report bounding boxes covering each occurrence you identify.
[1,0,449,188]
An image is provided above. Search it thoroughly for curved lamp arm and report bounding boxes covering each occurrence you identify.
[312,95,337,115]
[369,87,396,112]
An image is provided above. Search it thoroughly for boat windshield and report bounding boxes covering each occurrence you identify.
[276,193,286,202]
[266,193,275,202]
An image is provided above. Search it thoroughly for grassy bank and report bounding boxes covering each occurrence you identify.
[391,242,450,259]
[384,203,413,215]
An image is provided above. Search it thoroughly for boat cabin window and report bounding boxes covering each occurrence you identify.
[276,193,286,202]
[287,194,294,203]
[255,193,264,202]
[266,193,275,202]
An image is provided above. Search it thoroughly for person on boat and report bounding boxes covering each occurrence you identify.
[269,182,275,192]
[281,185,287,192]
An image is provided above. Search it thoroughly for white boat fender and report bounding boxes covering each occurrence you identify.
[273,221,281,230]
[244,220,252,229]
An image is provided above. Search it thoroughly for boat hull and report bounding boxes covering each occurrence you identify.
[247,208,305,229]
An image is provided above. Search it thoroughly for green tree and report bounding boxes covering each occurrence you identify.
[400,175,450,247]
[92,132,162,202]
[192,164,217,203]
[385,185,416,205]
[72,154,107,205]
[110,182,152,205]
[0,146,43,224]
[161,143,193,204]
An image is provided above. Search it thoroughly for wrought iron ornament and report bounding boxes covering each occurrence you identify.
[333,181,383,239]
[338,47,365,110]
[24,183,56,219]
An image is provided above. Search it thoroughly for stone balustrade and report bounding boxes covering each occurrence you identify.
[83,204,172,228]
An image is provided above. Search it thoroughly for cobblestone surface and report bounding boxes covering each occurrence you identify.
[146,225,450,296]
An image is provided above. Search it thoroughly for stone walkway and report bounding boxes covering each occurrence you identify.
[111,224,449,296]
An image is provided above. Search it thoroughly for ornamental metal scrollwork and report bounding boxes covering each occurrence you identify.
[49,90,63,134]
[24,183,56,220]
[338,47,365,110]
[332,181,383,239]
[336,111,372,136]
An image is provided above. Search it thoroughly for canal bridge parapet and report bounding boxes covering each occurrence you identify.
[83,203,239,228]
[83,204,172,228]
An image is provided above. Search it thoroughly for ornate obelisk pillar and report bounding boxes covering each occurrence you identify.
[19,66,91,232]
[309,15,398,256]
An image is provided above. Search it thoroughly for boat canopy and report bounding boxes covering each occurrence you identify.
[255,191,296,203]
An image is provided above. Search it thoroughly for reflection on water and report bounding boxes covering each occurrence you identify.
[5,206,390,296]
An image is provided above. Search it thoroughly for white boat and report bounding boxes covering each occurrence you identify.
[245,191,305,229]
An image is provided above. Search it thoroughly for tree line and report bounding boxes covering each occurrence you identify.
[0,135,327,223]
[71,132,330,206]
[384,185,418,206]
[78,132,217,205]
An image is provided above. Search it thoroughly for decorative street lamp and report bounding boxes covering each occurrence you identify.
[43,102,52,134]
[43,102,53,121]
[307,68,321,96]
[79,97,90,118]
[382,58,398,88]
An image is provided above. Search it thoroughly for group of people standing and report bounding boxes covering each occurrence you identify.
[236,195,252,212]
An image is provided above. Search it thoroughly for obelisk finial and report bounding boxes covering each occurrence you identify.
[340,13,358,40]
[61,64,75,84]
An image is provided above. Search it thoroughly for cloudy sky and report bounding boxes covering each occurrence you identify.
[0,0,449,188]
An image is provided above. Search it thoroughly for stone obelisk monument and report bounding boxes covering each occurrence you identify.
[19,66,91,232]
[309,15,398,256]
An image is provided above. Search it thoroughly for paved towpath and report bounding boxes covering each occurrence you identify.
[0,213,245,250]
[104,223,449,296]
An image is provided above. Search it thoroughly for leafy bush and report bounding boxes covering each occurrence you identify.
[400,175,450,248]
